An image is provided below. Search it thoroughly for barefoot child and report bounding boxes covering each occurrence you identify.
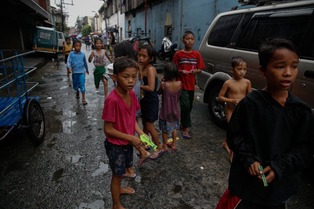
[103,57,150,209]
[218,56,251,161]
[88,38,113,96]
[138,45,164,160]
[67,40,89,105]
[158,62,182,151]
[172,31,205,139]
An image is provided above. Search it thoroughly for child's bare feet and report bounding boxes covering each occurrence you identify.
[229,151,234,163]
[163,144,168,152]
[222,139,231,154]
[122,172,136,179]
[138,151,150,166]
[112,205,126,209]
[120,187,135,195]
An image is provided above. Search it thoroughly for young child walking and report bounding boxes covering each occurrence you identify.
[62,37,72,77]
[67,40,89,105]
[172,31,205,139]
[103,57,150,209]
[218,56,251,161]
[88,38,113,96]
[158,62,182,152]
[138,45,163,160]
[216,38,314,209]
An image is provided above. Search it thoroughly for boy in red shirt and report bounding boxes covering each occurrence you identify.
[102,57,150,209]
[173,31,205,139]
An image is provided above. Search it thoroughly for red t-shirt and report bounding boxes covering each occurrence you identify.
[102,89,140,145]
[173,50,205,91]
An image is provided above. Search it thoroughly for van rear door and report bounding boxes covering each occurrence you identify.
[234,6,314,108]
[33,26,58,54]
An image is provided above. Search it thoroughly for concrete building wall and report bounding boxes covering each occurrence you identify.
[124,0,238,50]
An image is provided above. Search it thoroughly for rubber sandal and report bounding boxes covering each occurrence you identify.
[138,155,149,167]
[122,173,137,179]
[82,101,87,105]
[182,130,192,139]
[149,150,164,160]
[120,187,135,195]
[167,143,177,151]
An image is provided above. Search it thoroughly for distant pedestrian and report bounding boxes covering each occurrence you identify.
[102,33,108,50]
[88,38,113,96]
[172,31,205,139]
[103,57,150,209]
[217,56,251,162]
[85,35,91,51]
[138,44,163,160]
[215,38,314,209]
[67,40,89,105]
[109,31,116,56]
[158,62,182,152]
[62,37,73,77]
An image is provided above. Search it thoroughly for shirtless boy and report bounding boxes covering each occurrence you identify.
[218,56,251,161]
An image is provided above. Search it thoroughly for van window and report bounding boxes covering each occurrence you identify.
[39,31,52,40]
[58,33,63,39]
[236,8,314,59]
[207,14,243,47]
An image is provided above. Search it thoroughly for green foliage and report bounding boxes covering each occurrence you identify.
[81,25,92,36]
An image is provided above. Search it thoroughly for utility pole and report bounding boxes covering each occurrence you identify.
[56,0,73,32]
[144,0,147,36]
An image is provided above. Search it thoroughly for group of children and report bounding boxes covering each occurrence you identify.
[102,31,206,209]
[63,37,113,105]
[63,33,313,209]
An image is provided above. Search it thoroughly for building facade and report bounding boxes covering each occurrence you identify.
[100,0,239,49]
[0,0,63,51]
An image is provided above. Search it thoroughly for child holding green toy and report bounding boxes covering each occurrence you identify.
[103,57,151,209]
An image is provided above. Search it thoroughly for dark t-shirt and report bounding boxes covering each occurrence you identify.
[227,90,314,206]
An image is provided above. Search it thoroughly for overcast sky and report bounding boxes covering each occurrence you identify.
[52,0,104,27]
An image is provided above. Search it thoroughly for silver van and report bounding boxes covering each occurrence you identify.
[198,0,314,127]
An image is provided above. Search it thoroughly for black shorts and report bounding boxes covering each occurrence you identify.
[104,139,133,176]
[64,54,69,64]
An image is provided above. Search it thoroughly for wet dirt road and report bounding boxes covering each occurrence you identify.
[0,48,313,209]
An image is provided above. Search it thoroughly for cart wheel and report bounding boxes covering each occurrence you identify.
[24,99,45,144]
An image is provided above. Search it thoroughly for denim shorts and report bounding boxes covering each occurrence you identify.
[159,119,179,135]
[104,139,133,176]
[72,73,86,93]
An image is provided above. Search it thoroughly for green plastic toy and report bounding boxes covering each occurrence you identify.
[140,134,157,151]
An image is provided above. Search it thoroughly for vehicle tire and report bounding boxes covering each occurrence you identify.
[23,99,45,145]
[207,83,227,129]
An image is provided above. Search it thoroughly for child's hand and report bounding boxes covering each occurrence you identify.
[248,162,275,185]
[232,99,240,105]
[248,161,261,176]
[182,70,189,74]
[131,136,142,149]
[262,165,276,183]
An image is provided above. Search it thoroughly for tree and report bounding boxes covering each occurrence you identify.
[81,25,92,37]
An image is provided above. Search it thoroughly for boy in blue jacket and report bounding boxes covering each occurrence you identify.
[67,40,89,105]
